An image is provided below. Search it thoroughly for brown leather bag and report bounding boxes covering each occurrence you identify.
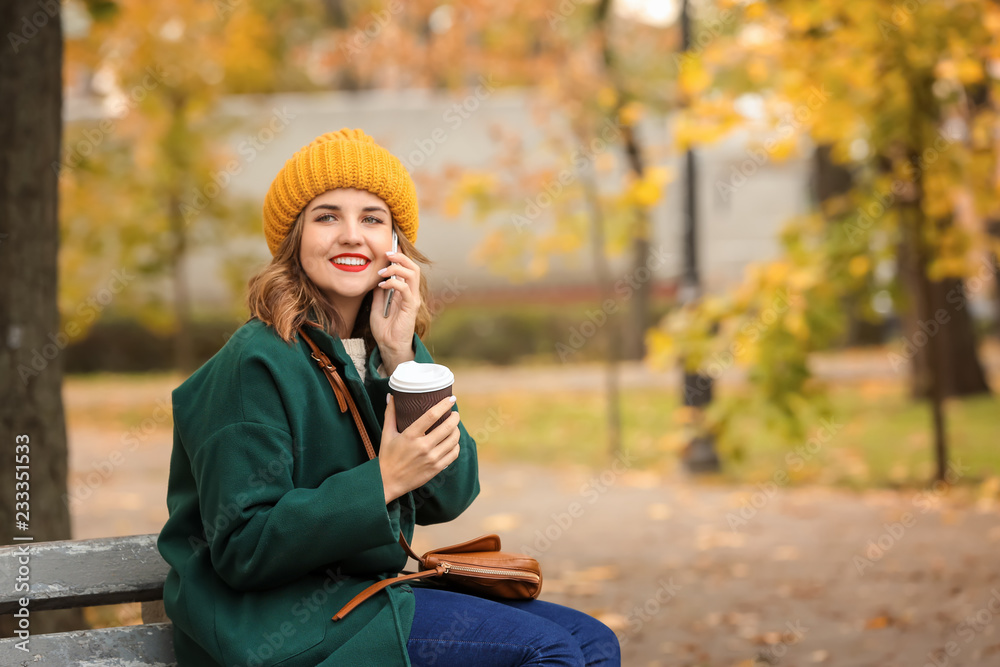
[299,330,543,621]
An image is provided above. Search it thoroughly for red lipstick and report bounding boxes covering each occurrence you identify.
[330,253,371,273]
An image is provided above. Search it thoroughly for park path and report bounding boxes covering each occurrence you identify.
[62,360,1000,667]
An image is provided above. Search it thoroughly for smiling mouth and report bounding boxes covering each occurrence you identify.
[330,256,371,272]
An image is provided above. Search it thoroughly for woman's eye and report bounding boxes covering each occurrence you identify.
[363,216,383,225]
[316,213,336,223]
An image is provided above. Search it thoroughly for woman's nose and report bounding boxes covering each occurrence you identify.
[337,219,363,244]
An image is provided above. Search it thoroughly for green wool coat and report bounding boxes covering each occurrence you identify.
[157,319,480,666]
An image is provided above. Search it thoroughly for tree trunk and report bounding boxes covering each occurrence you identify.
[899,207,949,481]
[989,218,1000,339]
[621,125,652,361]
[581,164,623,458]
[1,0,85,635]
[897,231,991,398]
[592,0,654,361]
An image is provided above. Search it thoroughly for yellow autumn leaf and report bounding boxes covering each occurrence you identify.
[763,261,791,286]
[848,255,870,278]
[734,336,759,365]
[597,87,618,110]
[979,477,1000,499]
[632,179,662,207]
[785,311,810,340]
[865,616,890,630]
[986,8,1000,33]
[769,136,799,162]
[744,2,766,20]
[443,195,464,218]
[956,59,984,85]
[935,59,957,80]
[674,405,699,426]
[747,58,769,83]
[646,166,672,186]
[526,253,549,279]
[645,329,675,368]
[678,62,712,96]
[618,101,644,126]
[788,9,812,31]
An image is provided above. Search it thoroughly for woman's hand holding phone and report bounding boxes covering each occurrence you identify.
[371,232,420,375]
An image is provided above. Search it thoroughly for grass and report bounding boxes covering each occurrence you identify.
[455,381,1000,490]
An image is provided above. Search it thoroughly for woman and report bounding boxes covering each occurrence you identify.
[158,129,621,666]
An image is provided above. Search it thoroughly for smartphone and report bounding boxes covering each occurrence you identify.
[383,229,399,317]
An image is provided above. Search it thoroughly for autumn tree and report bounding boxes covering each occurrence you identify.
[300,1,681,457]
[61,0,293,371]
[654,0,998,480]
[1,0,85,637]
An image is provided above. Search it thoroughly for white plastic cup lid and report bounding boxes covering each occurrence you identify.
[388,361,454,393]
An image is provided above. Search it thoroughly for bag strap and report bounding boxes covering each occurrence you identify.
[331,566,445,621]
[298,327,430,619]
[299,328,376,460]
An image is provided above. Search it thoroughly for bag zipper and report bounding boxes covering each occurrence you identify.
[441,562,541,582]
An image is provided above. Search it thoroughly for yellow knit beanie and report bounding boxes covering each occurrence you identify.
[262,128,419,255]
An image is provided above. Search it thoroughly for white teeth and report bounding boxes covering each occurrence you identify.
[332,257,368,266]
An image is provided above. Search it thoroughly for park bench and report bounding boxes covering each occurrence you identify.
[0,534,177,666]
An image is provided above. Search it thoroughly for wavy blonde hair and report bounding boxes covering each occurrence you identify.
[246,211,433,346]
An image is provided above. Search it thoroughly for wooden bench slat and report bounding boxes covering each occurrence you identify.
[0,534,169,614]
[0,622,176,666]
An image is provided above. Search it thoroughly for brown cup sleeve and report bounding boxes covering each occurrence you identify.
[391,386,454,434]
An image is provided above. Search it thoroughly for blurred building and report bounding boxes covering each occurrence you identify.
[66,88,813,309]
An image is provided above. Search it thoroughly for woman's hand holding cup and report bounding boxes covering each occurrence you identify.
[379,393,460,505]
[379,361,460,504]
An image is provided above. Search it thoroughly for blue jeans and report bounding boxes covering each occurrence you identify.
[406,587,621,666]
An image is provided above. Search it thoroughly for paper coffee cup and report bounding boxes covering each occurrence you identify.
[388,361,455,433]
